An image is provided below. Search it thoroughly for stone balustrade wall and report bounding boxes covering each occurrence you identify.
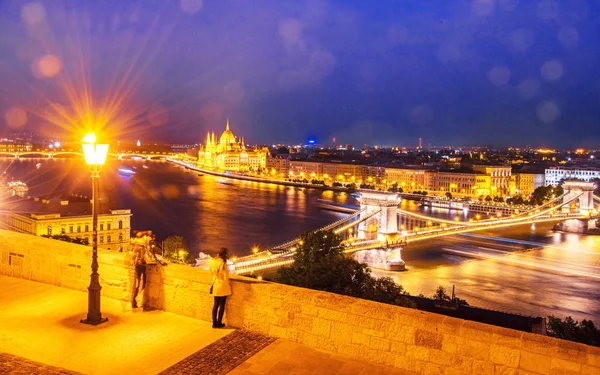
[0,230,134,302]
[1,230,599,375]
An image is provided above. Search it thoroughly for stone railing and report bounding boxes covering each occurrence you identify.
[1,230,599,375]
[0,230,133,302]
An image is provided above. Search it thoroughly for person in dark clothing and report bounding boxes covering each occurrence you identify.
[131,231,158,309]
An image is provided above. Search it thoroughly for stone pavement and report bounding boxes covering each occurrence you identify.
[226,338,418,375]
[0,353,82,375]
[0,275,233,375]
[0,276,416,375]
[159,330,275,375]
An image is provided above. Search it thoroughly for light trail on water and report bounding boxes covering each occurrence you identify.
[442,247,600,280]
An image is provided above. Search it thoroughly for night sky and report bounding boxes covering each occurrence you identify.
[1,0,600,148]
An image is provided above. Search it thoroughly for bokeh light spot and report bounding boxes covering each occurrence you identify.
[5,107,28,129]
[161,184,180,199]
[472,0,496,17]
[279,19,303,46]
[537,101,560,124]
[21,2,45,25]
[518,78,540,99]
[37,55,63,78]
[487,65,511,86]
[507,28,534,52]
[180,0,203,14]
[557,27,579,49]
[540,59,563,81]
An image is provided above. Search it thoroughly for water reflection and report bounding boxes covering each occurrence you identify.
[0,158,344,256]
[2,158,599,321]
[374,223,600,322]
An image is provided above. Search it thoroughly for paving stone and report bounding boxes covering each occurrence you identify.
[159,330,275,375]
[0,353,83,375]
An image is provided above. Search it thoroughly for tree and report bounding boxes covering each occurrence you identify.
[445,192,453,200]
[485,195,492,202]
[432,285,468,306]
[162,235,193,264]
[547,316,599,347]
[275,230,415,307]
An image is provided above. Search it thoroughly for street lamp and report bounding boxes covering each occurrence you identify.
[81,133,109,326]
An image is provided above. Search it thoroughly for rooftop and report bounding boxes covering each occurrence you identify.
[2,195,130,218]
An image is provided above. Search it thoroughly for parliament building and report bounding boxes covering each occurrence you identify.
[198,120,268,172]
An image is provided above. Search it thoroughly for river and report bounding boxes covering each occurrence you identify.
[2,158,599,322]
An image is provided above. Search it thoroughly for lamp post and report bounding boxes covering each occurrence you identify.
[81,133,109,325]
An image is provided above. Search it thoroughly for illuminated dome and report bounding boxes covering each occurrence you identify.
[219,120,236,145]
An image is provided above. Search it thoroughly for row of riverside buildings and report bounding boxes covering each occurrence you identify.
[266,159,532,197]
[196,122,599,198]
[0,195,132,251]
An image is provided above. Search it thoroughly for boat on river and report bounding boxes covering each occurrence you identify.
[8,181,29,193]
[118,168,136,175]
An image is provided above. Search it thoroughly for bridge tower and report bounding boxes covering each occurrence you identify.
[561,180,596,215]
[356,190,402,241]
[354,191,405,271]
[557,180,598,234]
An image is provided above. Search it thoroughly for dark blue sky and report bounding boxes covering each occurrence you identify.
[1,0,600,148]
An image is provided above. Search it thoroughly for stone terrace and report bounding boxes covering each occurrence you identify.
[2,230,600,375]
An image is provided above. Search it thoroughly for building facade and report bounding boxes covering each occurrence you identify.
[197,120,268,172]
[513,173,545,195]
[0,198,131,251]
[472,165,512,196]
[426,171,491,197]
[384,168,427,191]
[266,155,290,178]
[545,167,600,186]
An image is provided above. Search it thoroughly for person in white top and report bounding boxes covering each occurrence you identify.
[209,248,232,328]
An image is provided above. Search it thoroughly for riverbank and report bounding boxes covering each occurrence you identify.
[167,158,351,192]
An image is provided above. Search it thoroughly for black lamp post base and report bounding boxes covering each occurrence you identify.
[80,317,109,326]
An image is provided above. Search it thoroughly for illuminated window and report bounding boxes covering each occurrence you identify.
[100,224,104,231]
[100,235,104,244]
[69,226,73,233]
[119,220,123,230]
[47,226,52,236]
[107,235,111,243]
[118,233,123,242]
[85,224,89,232]
[77,225,81,233]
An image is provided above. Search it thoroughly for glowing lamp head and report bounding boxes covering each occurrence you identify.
[82,133,109,166]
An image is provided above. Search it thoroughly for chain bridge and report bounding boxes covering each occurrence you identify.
[0,151,170,160]
[233,180,599,276]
